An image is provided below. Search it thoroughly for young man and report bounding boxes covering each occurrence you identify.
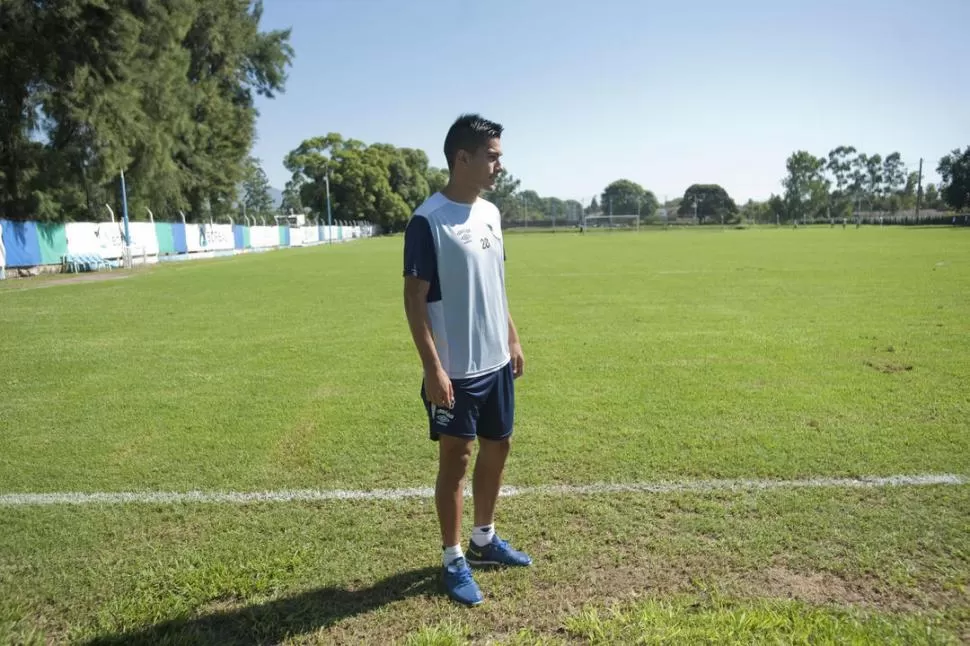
[402,114,532,606]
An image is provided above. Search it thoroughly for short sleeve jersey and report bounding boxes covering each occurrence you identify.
[403,192,509,379]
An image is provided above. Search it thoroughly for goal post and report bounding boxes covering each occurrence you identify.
[582,214,640,232]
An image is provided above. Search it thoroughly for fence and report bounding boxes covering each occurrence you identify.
[500,210,970,232]
[0,219,377,277]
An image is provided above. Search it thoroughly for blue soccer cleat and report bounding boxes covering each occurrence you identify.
[465,534,533,567]
[442,556,483,606]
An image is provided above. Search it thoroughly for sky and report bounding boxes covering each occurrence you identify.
[251,0,970,205]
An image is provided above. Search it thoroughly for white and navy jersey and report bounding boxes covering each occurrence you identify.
[403,192,510,380]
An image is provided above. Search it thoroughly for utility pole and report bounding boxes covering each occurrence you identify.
[325,171,333,243]
[120,169,132,269]
[915,157,923,220]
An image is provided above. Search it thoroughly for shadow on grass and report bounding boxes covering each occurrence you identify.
[85,566,440,645]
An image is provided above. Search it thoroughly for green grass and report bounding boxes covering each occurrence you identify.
[1,228,968,643]
[1,486,967,643]
[559,594,959,645]
[1,228,968,492]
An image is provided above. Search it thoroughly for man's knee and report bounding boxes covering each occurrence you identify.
[480,435,511,457]
[438,436,474,479]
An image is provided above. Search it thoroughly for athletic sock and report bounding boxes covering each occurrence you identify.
[442,544,463,566]
[471,524,495,547]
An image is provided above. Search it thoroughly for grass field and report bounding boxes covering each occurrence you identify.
[1,227,968,644]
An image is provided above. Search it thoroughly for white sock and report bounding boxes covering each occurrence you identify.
[442,544,463,566]
[471,524,495,547]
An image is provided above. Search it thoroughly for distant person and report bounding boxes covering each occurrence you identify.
[402,114,532,607]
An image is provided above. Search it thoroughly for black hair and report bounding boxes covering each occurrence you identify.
[443,113,503,171]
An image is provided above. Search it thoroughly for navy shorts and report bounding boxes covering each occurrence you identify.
[421,361,515,442]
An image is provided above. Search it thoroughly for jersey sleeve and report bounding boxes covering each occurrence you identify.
[403,216,437,282]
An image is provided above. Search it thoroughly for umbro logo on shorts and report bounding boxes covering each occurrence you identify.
[431,405,455,426]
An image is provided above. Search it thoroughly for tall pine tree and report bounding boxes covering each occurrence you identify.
[0,0,293,222]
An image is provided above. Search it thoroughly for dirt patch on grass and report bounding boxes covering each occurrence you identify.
[864,359,914,374]
[745,565,867,606]
[69,551,966,645]
[324,559,966,644]
[2,272,135,291]
[271,418,318,471]
[312,383,344,400]
[551,559,921,614]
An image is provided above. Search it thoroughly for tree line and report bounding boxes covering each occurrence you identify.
[247,139,970,231]
[763,146,970,225]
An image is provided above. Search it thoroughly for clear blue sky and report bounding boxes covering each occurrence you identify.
[252,0,969,204]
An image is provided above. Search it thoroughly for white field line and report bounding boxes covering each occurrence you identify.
[0,474,964,507]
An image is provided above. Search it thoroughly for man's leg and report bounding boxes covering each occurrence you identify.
[472,436,510,529]
[424,383,485,606]
[465,363,531,567]
[436,434,475,550]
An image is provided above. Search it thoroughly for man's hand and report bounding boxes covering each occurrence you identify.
[509,341,524,379]
[426,366,455,408]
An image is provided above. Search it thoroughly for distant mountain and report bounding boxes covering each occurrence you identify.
[234,184,284,210]
[269,187,283,209]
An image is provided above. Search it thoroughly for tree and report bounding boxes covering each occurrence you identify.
[924,183,942,210]
[385,146,431,212]
[826,146,857,196]
[741,199,771,224]
[178,1,293,222]
[678,184,738,224]
[882,152,906,214]
[542,196,565,219]
[279,178,304,217]
[518,190,542,221]
[284,133,427,232]
[782,151,828,223]
[241,157,275,220]
[0,0,293,222]
[600,179,658,220]
[937,146,970,211]
[865,154,883,211]
[426,167,449,195]
[849,153,869,214]
[767,194,785,224]
[332,144,410,231]
[482,168,521,220]
[563,199,583,221]
[826,146,857,219]
[901,171,920,211]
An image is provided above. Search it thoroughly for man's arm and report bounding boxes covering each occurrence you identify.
[404,277,453,407]
[404,277,442,374]
[402,216,453,407]
[508,311,524,378]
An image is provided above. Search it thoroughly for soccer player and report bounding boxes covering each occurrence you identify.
[402,114,532,606]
